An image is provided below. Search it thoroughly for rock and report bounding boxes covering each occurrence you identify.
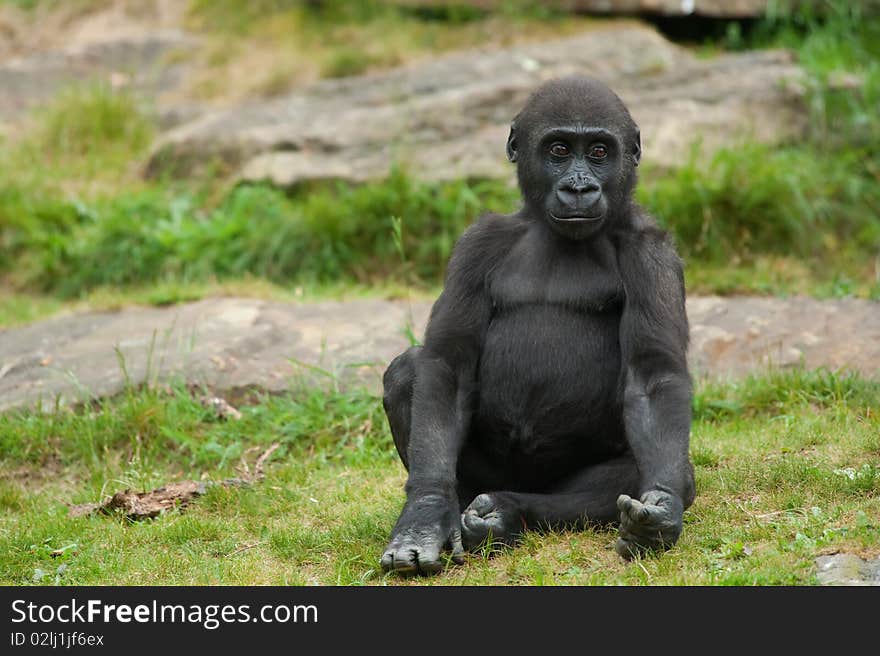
[395,0,773,18]
[0,298,431,412]
[146,22,805,186]
[690,325,737,361]
[816,554,880,586]
[0,31,197,120]
[395,0,880,18]
[686,296,880,379]
[1,296,878,412]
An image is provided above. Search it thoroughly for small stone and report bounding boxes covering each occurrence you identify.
[827,71,864,91]
[782,346,804,365]
[816,554,880,586]
[200,396,242,421]
[800,331,821,346]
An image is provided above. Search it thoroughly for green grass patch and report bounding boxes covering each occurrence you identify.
[3,173,518,296]
[640,143,880,263]
[0,368,877,585]
[3,159,876,301]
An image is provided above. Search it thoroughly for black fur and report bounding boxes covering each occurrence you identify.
[380,77,695,575]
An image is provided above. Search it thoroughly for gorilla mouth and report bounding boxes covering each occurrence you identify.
[550,212,604,222]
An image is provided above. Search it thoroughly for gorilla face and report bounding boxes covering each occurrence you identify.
[538,125,617,238]
[506,77,641,240]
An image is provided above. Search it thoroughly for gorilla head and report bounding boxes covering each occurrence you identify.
[506,77,642,240]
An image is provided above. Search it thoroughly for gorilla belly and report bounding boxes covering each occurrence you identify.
[475,305,625,474]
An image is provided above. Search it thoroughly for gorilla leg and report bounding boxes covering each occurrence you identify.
[460,454,641,548]
[382,346,420,469]
[461,454,695,556]
[383,347,506,511]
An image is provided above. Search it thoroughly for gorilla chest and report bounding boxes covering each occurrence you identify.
[477,241,625,442]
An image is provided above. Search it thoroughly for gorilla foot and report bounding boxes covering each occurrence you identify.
[461,493,526,550]
[615,489,684,560]
[380,540,458,576]
[380,493,464,576]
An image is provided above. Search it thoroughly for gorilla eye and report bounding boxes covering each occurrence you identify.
[549,143,570,157]
[589,144,608,160]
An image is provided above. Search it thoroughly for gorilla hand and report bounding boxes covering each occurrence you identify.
[461,493,526,550]
[380,493,464,575]
[615,489,684,559]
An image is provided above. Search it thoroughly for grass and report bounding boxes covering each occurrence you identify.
[0,368,877,585]
[2,159,876,306]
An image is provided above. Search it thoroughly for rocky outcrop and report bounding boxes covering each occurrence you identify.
[0,32,195,120]
[146,22,806,186]
[0,0,195,122]
[396,0,775,18]
[1,296,877,412]
[395,1,880,18]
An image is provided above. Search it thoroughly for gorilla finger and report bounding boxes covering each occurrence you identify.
[634,503,651,522]
[382,548,417,574]
[414,546,442,576]
[615,537,644,560]
[641,489,674,507]
[417,559,443,575]
[467,493,496,515]
[462,509,488,533]
[450,529,466,565]
[620,497,650,522]
[461,515,490,550]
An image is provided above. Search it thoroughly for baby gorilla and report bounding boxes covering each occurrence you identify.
[381,76,695,575]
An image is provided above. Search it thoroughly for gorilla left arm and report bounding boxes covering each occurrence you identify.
[615,223,695,547]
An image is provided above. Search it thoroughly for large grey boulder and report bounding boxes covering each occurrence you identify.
[146,22,805,186]
[1,296,877,412]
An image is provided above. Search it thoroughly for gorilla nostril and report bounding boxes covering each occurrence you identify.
[562,179,599,195]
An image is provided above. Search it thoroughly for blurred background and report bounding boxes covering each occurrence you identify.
[0,0,878,326]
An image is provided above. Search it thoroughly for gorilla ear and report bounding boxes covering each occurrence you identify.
[632,128,641,166]
[506,123,518,163]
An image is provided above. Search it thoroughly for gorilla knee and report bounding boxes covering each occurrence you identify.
[383,346,421,470]
[383,346,421,409]
[682,462,697,509]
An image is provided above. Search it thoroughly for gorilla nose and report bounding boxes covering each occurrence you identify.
[561,178,600,194]
[557,180,601,207]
